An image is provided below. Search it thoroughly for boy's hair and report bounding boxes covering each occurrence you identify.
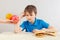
[24,5,37,16]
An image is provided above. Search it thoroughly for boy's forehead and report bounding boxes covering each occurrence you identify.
[25,11,35,15]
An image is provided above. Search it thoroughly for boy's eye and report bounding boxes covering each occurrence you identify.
[26,15,33,16]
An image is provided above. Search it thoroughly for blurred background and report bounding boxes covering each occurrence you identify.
[0,0,60,32]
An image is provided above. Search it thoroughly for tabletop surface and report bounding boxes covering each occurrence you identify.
[0,32,59,40]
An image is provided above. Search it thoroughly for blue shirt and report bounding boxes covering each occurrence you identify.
[20,18,49,32]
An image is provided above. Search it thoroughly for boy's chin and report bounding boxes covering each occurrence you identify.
[28,20,34,23]
[28,20,32,22]
[28,20,31,22]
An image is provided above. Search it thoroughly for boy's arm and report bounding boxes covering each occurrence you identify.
[42,26,56,36]
[33,26,56,35]
[14,20,22,33]
[43,26,57,36]
[43,26,56,33]
[14,13,25,33]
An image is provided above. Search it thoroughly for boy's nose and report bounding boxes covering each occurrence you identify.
[28,16,31,18]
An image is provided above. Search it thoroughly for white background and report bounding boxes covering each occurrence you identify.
[0,0,60,32]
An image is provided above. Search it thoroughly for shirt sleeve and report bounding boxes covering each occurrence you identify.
[41,20,49,29]
[20,21,26,31]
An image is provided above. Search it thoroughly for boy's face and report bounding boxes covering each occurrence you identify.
[25,11,36,23]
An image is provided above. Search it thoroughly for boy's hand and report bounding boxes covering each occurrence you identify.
[33,29,46,34]
[33,29,46,37]
[19,12,25,18]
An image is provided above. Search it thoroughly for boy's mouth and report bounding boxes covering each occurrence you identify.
[28,19,31,20]
[28,19,32,21]
[28,19,31,21]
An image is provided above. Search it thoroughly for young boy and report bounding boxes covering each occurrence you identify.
[14,5,56,35]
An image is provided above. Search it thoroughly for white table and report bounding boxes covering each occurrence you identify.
[0,32,60,40]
